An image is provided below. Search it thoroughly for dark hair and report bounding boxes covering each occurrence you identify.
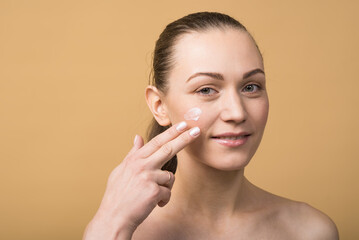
[147,12,259,174]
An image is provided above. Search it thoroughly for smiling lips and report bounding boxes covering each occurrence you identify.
[211,132,251,147]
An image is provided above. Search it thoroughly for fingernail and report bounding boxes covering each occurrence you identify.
[176,121,187,131]
[134,135,138,145]
[189,127,200,137]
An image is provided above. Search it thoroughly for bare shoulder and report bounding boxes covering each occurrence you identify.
[237,181,339,239]
[274,198,339,240]
[289,201,338,240]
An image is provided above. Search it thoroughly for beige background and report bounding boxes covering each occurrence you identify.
[1,0,358,239]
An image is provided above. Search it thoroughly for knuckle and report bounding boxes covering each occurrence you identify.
[123,155,137,170]
[148,183,160,198]
[164,188,171,199]
[151,137,163,149]
[180,131,192,142]
[139,171,151,182]
[132,164,146,177]
[124,152,137,162]
[161,189,171,205]
[170,174,175,183]
[161,144,173,157]
[107,165,122,182]
[168,126,178,136]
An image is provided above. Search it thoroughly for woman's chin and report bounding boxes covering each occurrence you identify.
[202,157,251,172]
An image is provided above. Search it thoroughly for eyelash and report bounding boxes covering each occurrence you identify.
[196,87,217,96]
[196,84,262,97]
[242,84,262,93]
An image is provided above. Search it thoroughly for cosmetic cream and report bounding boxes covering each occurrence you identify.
[184,107,202,121]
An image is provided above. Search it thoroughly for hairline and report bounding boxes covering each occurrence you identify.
[157,26,260,93]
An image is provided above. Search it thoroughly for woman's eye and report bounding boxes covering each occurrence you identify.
[243,84,260,93]
[197,87,216,96]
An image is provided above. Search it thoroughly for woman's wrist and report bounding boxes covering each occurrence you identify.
[84,213,135,240]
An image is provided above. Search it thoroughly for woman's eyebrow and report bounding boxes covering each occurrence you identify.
[186,72,224,82]
[186,68,265,83]
[243,68,265,79]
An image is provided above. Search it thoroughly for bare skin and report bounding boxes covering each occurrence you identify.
[134,28,338,239]
[84,27,339,240]
[133,177,338,240]
[83,123,202,240]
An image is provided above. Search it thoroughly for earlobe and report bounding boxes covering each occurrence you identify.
[145,86,171,126]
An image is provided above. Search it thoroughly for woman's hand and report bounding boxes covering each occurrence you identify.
[83,122,200,240]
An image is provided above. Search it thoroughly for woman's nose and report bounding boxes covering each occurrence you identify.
[220,89,248,123]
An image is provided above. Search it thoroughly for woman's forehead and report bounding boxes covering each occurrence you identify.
[171,29,263,78]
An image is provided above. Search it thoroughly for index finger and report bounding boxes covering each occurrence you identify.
[136,121,189,158]
[146,126,201,169]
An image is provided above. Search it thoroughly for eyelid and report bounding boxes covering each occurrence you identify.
[245,79,264,87]
[195,86,218,96]
[241,83,263,94]
[244,83,260,89]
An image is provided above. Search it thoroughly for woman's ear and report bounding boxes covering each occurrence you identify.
[145,86,171,126]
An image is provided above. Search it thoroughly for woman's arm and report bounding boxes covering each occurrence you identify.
[83,215,134,240]
[83,122,200,239]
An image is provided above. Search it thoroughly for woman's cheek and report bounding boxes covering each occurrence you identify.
[181,107,202,129]
[249,98,269,128]
[183,106,217,133]
[184,107,202,121]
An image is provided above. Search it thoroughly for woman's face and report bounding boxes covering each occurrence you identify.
[163,28,269,170]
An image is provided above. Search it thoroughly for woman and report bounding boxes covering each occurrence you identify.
[84,12,339,239]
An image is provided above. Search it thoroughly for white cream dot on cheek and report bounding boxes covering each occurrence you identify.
[184,107,202,121]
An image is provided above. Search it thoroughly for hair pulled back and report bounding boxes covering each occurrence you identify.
[147,12,252,174]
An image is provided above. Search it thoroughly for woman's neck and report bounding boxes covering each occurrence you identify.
[169,154,252,221]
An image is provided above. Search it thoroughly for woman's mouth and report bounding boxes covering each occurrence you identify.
[211,132,251,147]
